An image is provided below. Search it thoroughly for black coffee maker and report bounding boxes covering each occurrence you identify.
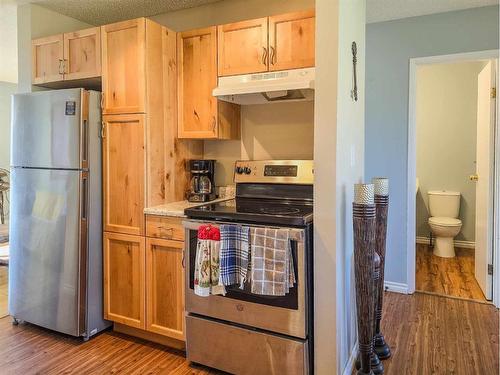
[187,160,216,202]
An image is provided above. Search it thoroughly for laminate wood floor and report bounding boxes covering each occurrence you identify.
[0,292,497,374]
[416,243,486,301]
[0,266,7,318]
[0,316,222,375]
[380,292,498,375]
[0,224,8,243]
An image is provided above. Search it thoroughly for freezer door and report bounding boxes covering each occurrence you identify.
[9,168,85,336]
[11,89,83,169]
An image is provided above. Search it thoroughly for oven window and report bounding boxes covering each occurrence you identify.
[188,230,299,310]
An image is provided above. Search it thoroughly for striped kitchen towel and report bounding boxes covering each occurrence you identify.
[220,225,250,288]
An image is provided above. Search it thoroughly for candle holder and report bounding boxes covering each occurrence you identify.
[372,178,391,360]
[353,183,376,375]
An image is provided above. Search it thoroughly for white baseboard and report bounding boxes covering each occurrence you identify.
[342,342,358,375]
[384,281,409,294]
[416,236,475,249]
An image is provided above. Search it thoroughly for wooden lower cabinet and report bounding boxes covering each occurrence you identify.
[104,217,186,344]
[146,238,185,340]
[103,232,146,329]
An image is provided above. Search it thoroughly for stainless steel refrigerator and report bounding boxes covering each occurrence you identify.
[9,88,111,339]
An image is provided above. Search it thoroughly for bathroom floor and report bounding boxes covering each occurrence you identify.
[416,243,486,301]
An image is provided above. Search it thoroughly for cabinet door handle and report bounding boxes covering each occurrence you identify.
[182,250,185,269]
[100,93,105,110]
[270,46,276,65]
[58,59,64,75]
[262,47,268,66]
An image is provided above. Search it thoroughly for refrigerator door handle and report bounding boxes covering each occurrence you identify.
[82,119,88,167]
[78,171,89,335]
[81,173,88,220]
[99,121,106,139]
[81,91,89,170]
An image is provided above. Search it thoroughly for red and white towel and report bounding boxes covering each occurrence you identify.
[194,225,226,297]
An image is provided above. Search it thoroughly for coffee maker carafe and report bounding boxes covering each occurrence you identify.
[188,160,216,202]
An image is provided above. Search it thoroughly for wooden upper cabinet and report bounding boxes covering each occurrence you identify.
[32,35,64,84]
[101,18,146,114]
[217,18,268,76]
[268,10,315,71]
[178,27,218,138]
[64,27,101,80]
[146,238,185,340]
[102,114,146,236]
[178,27,240,140]
[104,232,145,329]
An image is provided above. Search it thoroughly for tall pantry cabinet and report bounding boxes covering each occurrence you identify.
[101,18,202,337]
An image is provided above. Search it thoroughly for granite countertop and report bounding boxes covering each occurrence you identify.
[144,197,233,218]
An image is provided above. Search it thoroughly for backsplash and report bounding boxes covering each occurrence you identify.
[203,101,314,186]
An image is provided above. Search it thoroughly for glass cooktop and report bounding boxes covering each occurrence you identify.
[184,197,313,227]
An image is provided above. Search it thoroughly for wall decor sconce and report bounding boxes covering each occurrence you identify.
[351,41,358,102]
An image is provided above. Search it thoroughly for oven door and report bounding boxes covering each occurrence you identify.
[183,220,310,339]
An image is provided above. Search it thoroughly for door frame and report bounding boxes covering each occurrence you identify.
[407,49,500,307]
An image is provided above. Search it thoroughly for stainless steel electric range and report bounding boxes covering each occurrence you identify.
[184,160,314,375]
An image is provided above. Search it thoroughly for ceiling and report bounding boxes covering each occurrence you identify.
[366,0,499,23]
[4,0,499,25]
[9,0,224,25]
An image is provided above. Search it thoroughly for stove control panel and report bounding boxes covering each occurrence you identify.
[234,160,314,184]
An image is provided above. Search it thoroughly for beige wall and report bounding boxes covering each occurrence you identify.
[0,3,18,83]
[416,61,486,242]
[17,4,92,93]
[314,0,365,373]
[0,82,18,170]
[152,0,316,187]
[204,102,314,185]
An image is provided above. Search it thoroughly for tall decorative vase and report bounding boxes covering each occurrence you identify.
[371,253,384,373]
[372,177,391,359]
[355,251,384,374]
[353,183,376,375]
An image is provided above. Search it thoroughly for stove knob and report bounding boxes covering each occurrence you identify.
[235,166,244,174]
[243,167,251,175]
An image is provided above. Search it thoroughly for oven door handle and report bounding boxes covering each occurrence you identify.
[183,219,305,241]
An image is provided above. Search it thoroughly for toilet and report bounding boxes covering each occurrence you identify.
[427,190,462,258]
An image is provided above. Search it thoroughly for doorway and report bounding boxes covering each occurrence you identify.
[406,50,499,306]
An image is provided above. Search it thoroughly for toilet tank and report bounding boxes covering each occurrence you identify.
[428,190,460,218]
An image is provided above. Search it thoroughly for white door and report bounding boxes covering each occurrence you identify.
[475,60,496,300]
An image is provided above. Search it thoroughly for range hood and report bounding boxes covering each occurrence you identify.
[213,68,315,105]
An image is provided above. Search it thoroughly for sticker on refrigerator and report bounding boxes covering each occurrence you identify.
[65,101,76,115]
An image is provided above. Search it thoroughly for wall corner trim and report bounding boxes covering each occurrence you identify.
[341,341,358,375]
[384,281,409,294]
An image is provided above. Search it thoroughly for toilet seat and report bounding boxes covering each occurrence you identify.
[428,217,461,227]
